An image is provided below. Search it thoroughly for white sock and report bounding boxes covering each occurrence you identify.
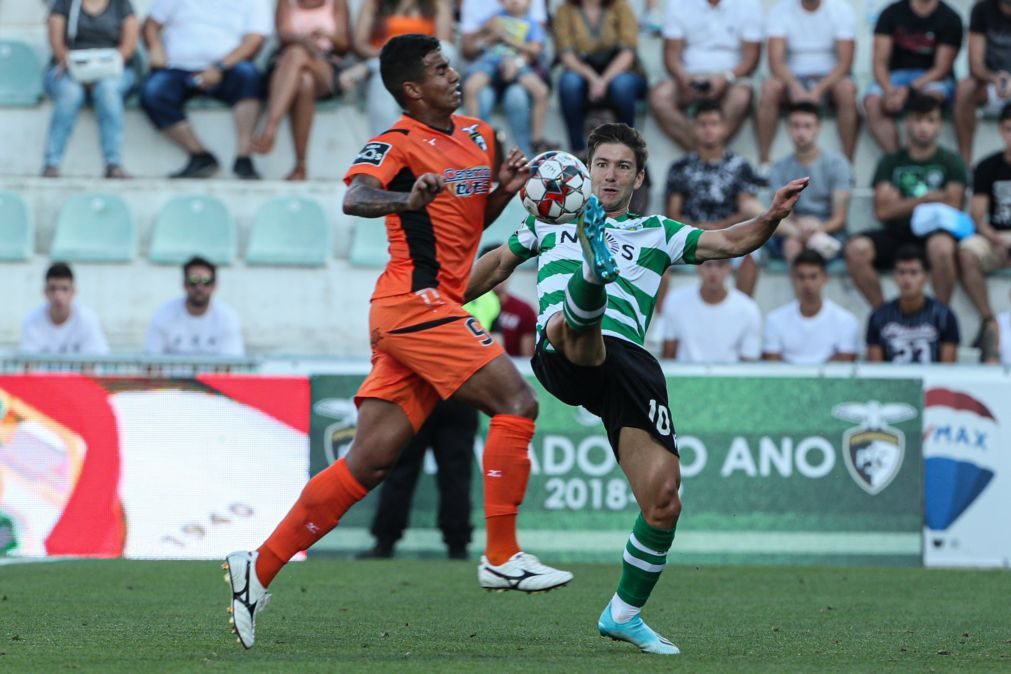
[582,259,602,285]
[609,593,641,623]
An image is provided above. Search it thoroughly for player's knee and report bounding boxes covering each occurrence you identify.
[644,485,681,529]
[506,383,538,420]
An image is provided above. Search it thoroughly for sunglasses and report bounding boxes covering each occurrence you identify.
[186,276,214,287]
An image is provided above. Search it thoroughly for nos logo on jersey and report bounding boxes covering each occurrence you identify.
[353,141,391,166]
[559,230,635,261]
[832,401,917,494]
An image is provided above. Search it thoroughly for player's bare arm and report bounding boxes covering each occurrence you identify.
[484,148,530,228]
[694,178,810,261]
[465,244,524,302]
[343,173,446,218]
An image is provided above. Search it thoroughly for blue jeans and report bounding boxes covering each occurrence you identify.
[558,70,646,152]
[476,80,532,156]
[43,64,137,168]
[864,68,956,103]
[140,62,262,129]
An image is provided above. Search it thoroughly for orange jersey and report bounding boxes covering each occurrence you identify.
[344,114,497,304]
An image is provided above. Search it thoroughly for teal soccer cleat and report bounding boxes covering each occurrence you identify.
[576,195,619,283]
[597,601,681,655]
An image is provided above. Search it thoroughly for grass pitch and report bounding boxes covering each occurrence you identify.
[0,559,1008,672]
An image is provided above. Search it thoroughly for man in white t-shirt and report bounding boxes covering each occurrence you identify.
[649,0,763,151]
[140,0,272,179]
[20,262,110,356]
[755,0,858,165]
[763,250,859,364]
[145,256,245,356]
[661,259,762,363]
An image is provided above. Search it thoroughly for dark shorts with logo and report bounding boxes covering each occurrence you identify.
[531,332,678,459]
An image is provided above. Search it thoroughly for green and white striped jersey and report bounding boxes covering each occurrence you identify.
[507,212,703,347]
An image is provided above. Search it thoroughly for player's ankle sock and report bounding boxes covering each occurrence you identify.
[613,512,675,619]
[483,414,534,565]
[255,458,367,586]
[563,272,607,332]
[609,593,641,623]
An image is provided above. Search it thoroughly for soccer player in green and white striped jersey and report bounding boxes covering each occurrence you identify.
[466,123,809,655]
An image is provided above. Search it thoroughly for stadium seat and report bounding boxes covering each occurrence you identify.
[247,196,330,267]
[349,217,389,267]
[0,191,32,261]
[0,39,43,106]
[149,195,235,266]
[51,193,136,262]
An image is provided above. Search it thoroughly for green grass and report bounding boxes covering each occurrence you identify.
[0,560,1009,672]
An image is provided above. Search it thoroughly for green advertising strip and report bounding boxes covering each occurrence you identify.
[310,375,923,565]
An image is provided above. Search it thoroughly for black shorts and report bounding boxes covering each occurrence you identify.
[531,334,678,459]
[861,228,954,270]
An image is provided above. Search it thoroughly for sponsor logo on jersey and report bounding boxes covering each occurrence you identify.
[832,401,918,494]
[353,141,392,166]
[442,166,492,197]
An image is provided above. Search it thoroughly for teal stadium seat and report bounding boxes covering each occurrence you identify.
[0,191,32,261]
[349,217,389,268]
[150,195,235,265]
[51,193,135,262]
[247,196,330,267]
[0,40,43,106]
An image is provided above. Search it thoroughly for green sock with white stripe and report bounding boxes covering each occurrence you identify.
[562,272,607,332]
[612,513,676,622]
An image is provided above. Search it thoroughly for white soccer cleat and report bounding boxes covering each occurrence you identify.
[223,550,271,649]
[478,551,573,593]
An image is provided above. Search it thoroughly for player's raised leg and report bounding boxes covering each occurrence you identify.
[598,427,681,655]
[453,353,573,592]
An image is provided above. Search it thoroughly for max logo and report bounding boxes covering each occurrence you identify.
[923,388,997,530]
[832,401,917,494]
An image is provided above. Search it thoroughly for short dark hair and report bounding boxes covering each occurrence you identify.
[380,34,442,107]
[183,255,216,280]
[906,92,942,116]
[895,243,928,270]
[45,261,73,282]
[1001,102,1011,123]
[693,99,723,119]
[792,249,827,271]
[787,101,822,120]
[587,123,649,173]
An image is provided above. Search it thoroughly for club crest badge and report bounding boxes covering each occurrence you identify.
[832,401,917,495]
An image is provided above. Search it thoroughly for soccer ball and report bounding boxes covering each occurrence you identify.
[520,151,593,224]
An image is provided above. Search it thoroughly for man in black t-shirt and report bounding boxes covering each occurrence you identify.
[954,0,1011,165]
[864,0,963,153]
[866,244,960,363]
[957,103,1011,347]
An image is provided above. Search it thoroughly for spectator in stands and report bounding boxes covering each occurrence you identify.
[845,94,967,308]
[763,250,859,363]
[461,0,550,156]
[666,100,764,296]
[649,0,762,152]
[352,0,454,136]
[767,103,852,264]
[553,0,646,155]
[42,0,139,179]
[987,296,1011,363]
[459,0,548,156]
[140,0,271,179]
[864,0,963,154]
[358,398,478,560]
[957,103,1011,349]
[866,244,959,362]
[755,0,858,165]
[20,262,109,355]
[145,256,244,356]
[954,0,1011,166]
[251,0,353,181]
[662,259,762,363]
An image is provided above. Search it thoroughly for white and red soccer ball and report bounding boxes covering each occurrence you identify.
[520,151,593,224]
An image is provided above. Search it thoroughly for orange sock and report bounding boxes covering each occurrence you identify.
[483,414,534,565]
[255,458,367,586]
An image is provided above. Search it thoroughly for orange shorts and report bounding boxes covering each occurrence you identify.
[355,289,504,431]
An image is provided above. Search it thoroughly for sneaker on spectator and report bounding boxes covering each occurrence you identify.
[171,152,219,179]
[105,165,129,179]
[41,166,60,178]
[233,156,261,180]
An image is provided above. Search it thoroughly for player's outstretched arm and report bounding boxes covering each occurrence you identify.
[693,178,810,262]
[465,244,525,303]
[343,173,445,218]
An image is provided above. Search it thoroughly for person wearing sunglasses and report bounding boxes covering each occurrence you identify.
[144,255,244,356]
